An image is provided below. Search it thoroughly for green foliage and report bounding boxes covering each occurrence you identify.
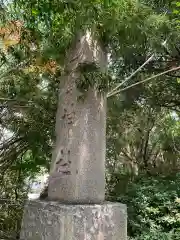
[109,174,180,239]
[0,200,24,239]
[0,0,179,239]
[0,168,28,239]
[77,62,110,95]
[130,229,180,240]
[172,1,180,14]
[107,102,180,178]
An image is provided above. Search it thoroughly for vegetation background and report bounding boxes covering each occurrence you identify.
[0,0,180,239]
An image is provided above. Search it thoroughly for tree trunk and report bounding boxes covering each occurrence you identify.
[48,31,107,203]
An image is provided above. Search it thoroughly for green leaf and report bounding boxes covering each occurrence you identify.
[177,78,180,83]
[31,9,39,16]
[173,9,179,14]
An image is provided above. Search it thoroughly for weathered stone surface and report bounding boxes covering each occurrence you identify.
[48,31,107,203]
[20,200,127,240]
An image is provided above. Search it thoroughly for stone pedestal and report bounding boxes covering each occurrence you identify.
[20,200,127,240]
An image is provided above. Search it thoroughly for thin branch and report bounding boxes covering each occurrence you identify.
[0,97,33,103]
[0,97,20,102]
[121,149,135,162]
[175,45,180,56]
[0,59,6,69]
[172,133,180,153]
[143,127,152,167]
[107,54,154,97]
[0,136,23,150]
[107,65,180,98]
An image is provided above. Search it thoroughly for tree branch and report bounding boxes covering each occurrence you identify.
[0,136,23,151]
[107,65,180,97]
[0,97,33,104]
[107,54,154,97]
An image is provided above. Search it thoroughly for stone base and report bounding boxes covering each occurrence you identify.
[20,200,127,240]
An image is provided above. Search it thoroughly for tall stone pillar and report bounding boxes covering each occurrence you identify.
[48,31,106,203]
[20,31,127,240]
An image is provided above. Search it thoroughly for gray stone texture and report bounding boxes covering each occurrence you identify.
[48,31,107,203]
[20,200,127,240]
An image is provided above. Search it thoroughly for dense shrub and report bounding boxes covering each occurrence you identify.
[108,173,180,239]
[129,229,180,240]
[0,170,28,239]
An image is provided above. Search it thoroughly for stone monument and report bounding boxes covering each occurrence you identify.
[20,31,127,240]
